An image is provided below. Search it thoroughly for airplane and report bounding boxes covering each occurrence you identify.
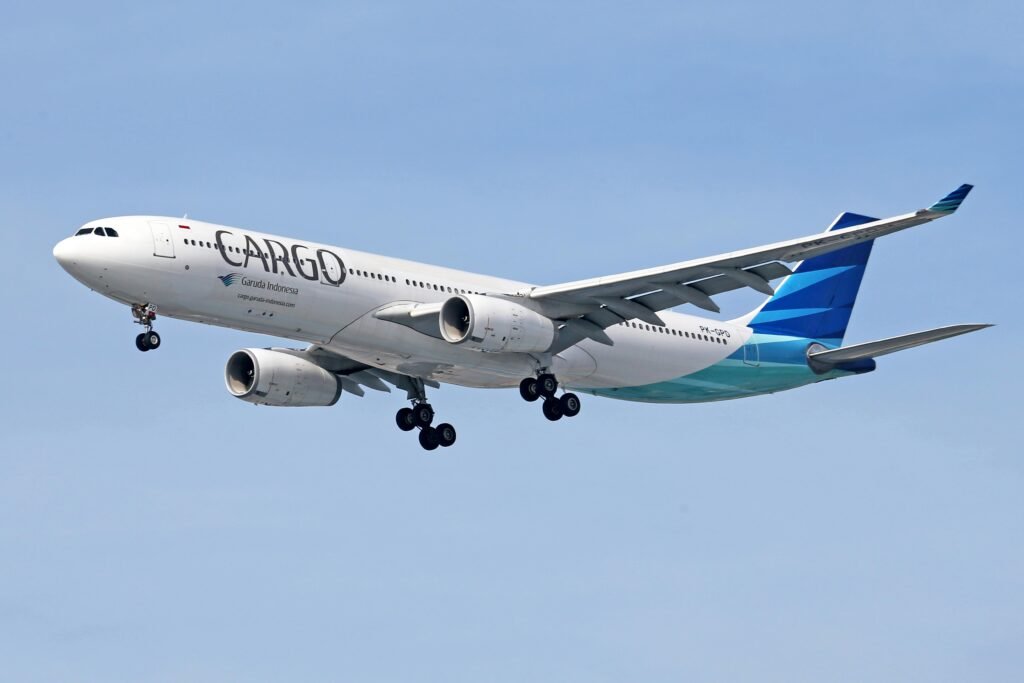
[53,184,990,450]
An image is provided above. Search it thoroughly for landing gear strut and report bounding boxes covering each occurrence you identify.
[520,373,581,422]
[132,304,161,352]
[395,378,456,451]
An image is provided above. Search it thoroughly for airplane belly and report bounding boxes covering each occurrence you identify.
[329,315,600,389]
[330,316,530,387]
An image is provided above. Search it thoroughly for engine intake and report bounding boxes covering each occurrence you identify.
[225,348,342,407]
[439,294,556,353]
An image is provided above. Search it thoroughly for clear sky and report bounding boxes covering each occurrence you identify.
[1,1,1021,681]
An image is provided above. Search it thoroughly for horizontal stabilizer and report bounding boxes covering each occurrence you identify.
[808,324,992,369]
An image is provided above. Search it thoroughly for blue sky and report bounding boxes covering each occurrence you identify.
[1,2,1021,681]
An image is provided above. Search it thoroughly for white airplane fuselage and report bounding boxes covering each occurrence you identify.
[53,216,771,400]
[51,186,989,449]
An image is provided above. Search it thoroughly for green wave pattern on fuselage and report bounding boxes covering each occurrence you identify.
[583,333,853,404]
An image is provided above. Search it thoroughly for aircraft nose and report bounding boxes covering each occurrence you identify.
[53,237,75,270]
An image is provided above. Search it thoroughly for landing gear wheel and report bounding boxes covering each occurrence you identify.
[131,304,160,351]
[519,377,540,402]
[542,397,563,421]
[395,407,416,432]
[559,392,581,418]
[413,403,435,428]
[537,373,558,397]
[418,426,440,451]
[435,423,457,447]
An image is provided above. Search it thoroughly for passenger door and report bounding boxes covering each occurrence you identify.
[149,221,175,258]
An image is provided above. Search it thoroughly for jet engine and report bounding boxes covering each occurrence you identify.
[225,348,341,407]
[439,294,556,353]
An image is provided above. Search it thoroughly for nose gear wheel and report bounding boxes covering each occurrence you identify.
[131,304,161,352]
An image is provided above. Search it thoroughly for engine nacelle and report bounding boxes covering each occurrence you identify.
[439,294,556,353]
[225,348,341,407]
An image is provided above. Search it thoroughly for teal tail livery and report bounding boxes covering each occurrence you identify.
[53,183,991,449]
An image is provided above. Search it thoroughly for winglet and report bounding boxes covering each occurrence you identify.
[927,183,973,213]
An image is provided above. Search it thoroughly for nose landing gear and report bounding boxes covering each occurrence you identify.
[520,373,581,422]
[395,378,456,451]
[132,304,161,352]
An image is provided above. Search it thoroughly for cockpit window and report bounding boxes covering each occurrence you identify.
[93,228,106,236]
[103,227,119,237]
[76,228,93,236]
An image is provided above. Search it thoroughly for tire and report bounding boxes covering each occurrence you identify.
[542,397,563,421]
[135,333,149,352]
[435,423,457,447]
[419,426,440,451]
[560,392,581,418]
[396,407,416,431]
[413,403,434,428]
[537,373,558,397]
[519,378,540,402]
[145,331,161,350]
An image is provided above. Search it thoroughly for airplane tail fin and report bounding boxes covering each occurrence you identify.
[744,212,878,344]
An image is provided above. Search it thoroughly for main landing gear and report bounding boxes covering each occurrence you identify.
[132,304,161,352]
[519,373,581,422]
[394,379,456,451]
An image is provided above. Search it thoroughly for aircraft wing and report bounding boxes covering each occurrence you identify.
[528,185,973,349]
[275,345,440,398]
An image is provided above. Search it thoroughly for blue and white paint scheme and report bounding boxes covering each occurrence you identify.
[52,185,990,449]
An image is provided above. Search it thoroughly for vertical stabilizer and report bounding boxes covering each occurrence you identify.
[745,212,877,344]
